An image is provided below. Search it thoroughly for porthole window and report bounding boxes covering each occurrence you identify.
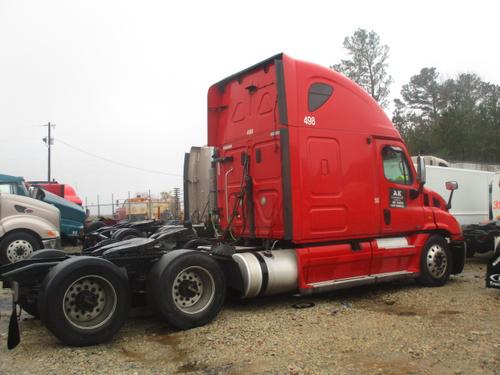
[308,83,333,112]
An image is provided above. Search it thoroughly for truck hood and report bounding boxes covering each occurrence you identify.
[0,193,61,239]
[2,192,60,214]
[41,189,86,226]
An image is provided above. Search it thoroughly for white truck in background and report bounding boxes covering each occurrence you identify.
[425,166,494,226]
[413,156,500,257]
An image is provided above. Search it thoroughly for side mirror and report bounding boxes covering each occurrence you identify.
[446,181,458,191]
[445,181,458,209]
[417,156,426,185]
[32,186,45,200]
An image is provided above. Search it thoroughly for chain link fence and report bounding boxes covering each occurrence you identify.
[84,190,183,222]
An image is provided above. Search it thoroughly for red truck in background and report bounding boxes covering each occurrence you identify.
[0,54,466,348]
[28,181,83,206]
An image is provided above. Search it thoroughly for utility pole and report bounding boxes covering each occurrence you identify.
[42,122,55,181]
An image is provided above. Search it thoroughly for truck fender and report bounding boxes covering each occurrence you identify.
[1,215,57,242]
[28,249,68,259]
[0,260,61,285]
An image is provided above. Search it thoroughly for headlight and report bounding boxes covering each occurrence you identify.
[47,230,60,238]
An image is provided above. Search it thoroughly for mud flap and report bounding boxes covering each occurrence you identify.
[486,254,500,289]
[7,281,20,349]
[450,241,466,275]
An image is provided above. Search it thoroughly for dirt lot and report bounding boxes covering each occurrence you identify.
[0,254,499,375]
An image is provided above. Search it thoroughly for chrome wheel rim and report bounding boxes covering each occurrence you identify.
[426,244,448,278]
[63,275,117,330]
[6,240,34,263]
[172,266,215,314]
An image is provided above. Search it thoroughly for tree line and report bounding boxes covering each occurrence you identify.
[332,29,500,163]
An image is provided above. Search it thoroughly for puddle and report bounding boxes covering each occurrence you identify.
[152,332,191,366]
[362,304,421,317]
[176,361,209,374]
[437,310,462,315]
[121,346,146,361]
[0,292,12,312]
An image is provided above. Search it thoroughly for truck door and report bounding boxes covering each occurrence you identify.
[372,140,425,273]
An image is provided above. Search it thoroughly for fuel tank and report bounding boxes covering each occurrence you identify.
[232,249,298,298]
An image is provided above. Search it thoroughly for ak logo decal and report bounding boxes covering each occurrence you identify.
[389,188,406,208]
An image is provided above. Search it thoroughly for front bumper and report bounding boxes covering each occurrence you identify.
[42,236,62,250]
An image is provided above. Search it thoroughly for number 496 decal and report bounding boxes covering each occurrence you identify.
[303,116,316,126]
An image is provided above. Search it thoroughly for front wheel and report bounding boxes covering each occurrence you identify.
[38,257,130,346]
[418,235,452,287]
[0,232,41,264]
[148,251,226,330]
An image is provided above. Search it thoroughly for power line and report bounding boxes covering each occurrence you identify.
[57,138,182,178]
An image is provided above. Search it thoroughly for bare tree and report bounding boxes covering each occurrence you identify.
[331,28,393,107]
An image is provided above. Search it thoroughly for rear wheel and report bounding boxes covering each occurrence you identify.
[148,251,226,330]
[86,221,106,233]
[112,228,143,241]
[0,232,40,264]
[418,235,452,287]
[38,257,130,346]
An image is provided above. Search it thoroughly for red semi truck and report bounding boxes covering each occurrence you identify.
[0,54,465,347]
[206,53,465,295]
[28,181,83,206]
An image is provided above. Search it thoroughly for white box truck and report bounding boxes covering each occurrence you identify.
[425,166,494,226]
[417,163,498,257]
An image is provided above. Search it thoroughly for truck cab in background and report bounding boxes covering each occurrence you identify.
[0,192,61,264]
[28,180,83,206]
[0,174,85,246]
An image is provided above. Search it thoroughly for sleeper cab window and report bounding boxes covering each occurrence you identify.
[382,146,413,185]
[308,83,333,112]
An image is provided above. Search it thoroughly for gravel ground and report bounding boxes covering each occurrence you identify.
[0,253,499,375]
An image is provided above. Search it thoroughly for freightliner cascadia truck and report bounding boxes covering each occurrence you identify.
[0,54,465,348]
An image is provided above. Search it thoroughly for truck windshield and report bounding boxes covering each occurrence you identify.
[382,146,412,185]
[0,183,15,194]
[0,182,29,195]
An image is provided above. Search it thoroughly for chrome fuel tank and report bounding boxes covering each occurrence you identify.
[232,249,298,298]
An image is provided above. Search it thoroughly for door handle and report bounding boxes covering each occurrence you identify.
[384,209,391,225]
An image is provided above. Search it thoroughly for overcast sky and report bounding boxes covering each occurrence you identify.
[1,0,499,208]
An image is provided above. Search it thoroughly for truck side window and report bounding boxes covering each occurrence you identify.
[308,83,333,112]
[382,146,413,185]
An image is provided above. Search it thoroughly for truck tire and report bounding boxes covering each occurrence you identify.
[147,251,226,330]
[86,221,106,233]
[466,246,476,258]
[418,235,452,287]
[111,228,144,241]
[38,257,130,346]
[0,232,41,264]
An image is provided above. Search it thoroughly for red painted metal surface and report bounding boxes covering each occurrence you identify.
[208,54,462,285]
[34,182,83,206]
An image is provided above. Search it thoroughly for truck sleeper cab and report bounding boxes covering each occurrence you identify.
[0,54,465,348]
